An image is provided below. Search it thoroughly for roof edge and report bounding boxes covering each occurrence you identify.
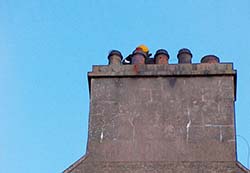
[236,161,250,172]
[63,154,88,173]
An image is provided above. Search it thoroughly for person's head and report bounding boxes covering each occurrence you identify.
[135,44,149,54]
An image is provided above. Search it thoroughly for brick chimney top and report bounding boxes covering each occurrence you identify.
[107,48,221,65]
[64,48,249,173]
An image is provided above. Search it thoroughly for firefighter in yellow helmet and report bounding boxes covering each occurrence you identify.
[122,44,153,64]
[135,44,149,54]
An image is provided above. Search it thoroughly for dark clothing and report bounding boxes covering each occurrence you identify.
[145,58,154,64]
[122,54,153,64]
[122,54,132,64]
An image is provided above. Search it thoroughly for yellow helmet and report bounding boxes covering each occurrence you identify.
[136,44,149,53]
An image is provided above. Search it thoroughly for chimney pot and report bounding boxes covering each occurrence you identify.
[131,50,146,64]
[177,48,192,64]
[154,49,169,64]
[108,50,123,65]
[201,55,220,64]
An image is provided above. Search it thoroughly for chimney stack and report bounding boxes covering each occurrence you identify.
[64,48,249,173]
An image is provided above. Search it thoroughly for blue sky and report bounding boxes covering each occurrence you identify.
[1,0,250,172]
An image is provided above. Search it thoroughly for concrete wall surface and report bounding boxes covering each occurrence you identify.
[64,64,249,173]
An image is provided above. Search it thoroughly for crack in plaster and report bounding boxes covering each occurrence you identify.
[201,88,205,102]
[220,126,223,142]
[100,130,104,143]
[186,120,191,142]
[128,117,135,143]
[205,124,233,127]
[186,108,191,142]
[204,124,232,143]
[100,109,105,143]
